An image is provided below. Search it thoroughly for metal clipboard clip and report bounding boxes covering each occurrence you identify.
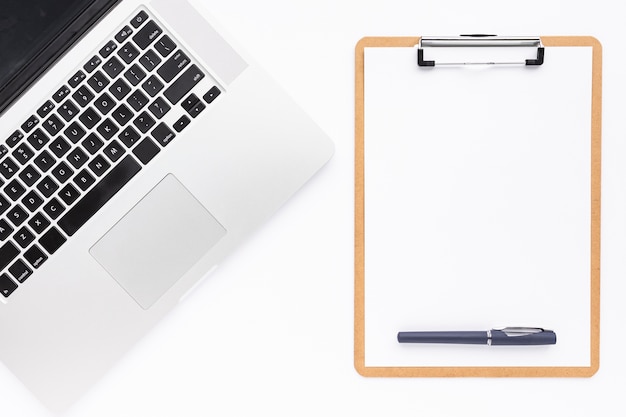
[417,35,544,67]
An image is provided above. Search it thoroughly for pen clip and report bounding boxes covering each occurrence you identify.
[490,327,556,345]
[496,327,545,337]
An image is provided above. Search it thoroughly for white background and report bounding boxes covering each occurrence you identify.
[2,0,625,415]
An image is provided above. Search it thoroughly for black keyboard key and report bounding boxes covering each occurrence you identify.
[19,165,40,187]
[133,111,155,133]
[94,92,116,115]
[0,219,13,240]
[27,128,50,150]
[79,107,102,130]
[118,42,140,64]
[58,183,80,206]
[82,133,104,155]
[0,145,7,158]
[141,75,164,97]
[9,259,32,283]
[96,118,120,141]
[7,205,28,227]
[37,100,56,118]
[14,226,35,248]
[0,241,20,270]
[43,198,65,220]
[49,136,72,158]
[132,138,160,164]
[0,157,18,179]
[84,55,102,73]
[139,49,161,72]
[151,122,175,146]
[10,146,30,168]
[67,147,89,169]
[163,64,204,104]
[154,35,176,57]
[187,101,206,118]
[6,131,24,148]
[0,272,18,298]
[73,169,95,191]
[59,155,141,236]
[21,115,39,133]
[173,115,191,133]
[148,97,170,119]
[111,103,134,126]
[24,244,47,269]
[115,25,133,43]
[72,85,95,108]
[31,177,58,198]
[126,89,149,111]
[12,143,35,165]
[88,155,111,177]
[53,85,71,103]
[182,93,199,112]
[4,179,26,201]
[68,70,86,88]
[34,150,56,172]
[157,50,190,83]
[39,227,66,255]
[0,195,10,216]
[110,78,132,100]
[5,147,26,169]
[124,64,146,86]
[28,212,50,234]
[103,140,125,163]
[42,114,64,137]
[131,10,149,28]
[51,161,74,184]
[133,20,162,49]
[64,122,87,144]
[99,40,118,59]
[103,55,125,79]
[203,86,221,104]
[22,190,44,212]
[58,99,79,122]
[36,176,59,198]
[118,126,141,147]
[87,70,110,94]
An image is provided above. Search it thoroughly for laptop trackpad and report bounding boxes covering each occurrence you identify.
[90,174,226,309]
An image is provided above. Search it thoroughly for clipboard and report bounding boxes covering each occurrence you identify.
[354,35,601,377]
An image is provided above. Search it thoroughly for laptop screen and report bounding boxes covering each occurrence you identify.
[0,0,120,115]
[0,0,91,88]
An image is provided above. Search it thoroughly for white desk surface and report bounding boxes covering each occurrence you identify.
[2,0,624,415]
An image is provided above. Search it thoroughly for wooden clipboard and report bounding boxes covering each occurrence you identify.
[354,36,601,377]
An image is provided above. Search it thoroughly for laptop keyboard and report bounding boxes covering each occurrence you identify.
[0,8,222,300]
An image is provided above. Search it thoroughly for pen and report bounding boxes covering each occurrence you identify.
[397,327,556,346]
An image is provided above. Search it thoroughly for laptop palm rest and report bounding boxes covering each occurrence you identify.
[90,174,226,309]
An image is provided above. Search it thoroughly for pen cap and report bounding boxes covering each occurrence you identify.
[490,328,556,346]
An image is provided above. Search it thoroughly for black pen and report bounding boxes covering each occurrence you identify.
[397,327,556,346]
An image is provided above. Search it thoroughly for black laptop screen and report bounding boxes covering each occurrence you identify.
[0,0,120,114]
[0,0,90,88]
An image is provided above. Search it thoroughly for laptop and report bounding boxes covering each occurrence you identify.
[0,0,333,410]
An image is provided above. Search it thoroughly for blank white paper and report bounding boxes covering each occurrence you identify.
[364,45,593,367]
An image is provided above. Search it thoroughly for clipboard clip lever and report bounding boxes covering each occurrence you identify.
[418,35,544,67]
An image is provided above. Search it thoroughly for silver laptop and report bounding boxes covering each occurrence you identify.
[0,0,333,410]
